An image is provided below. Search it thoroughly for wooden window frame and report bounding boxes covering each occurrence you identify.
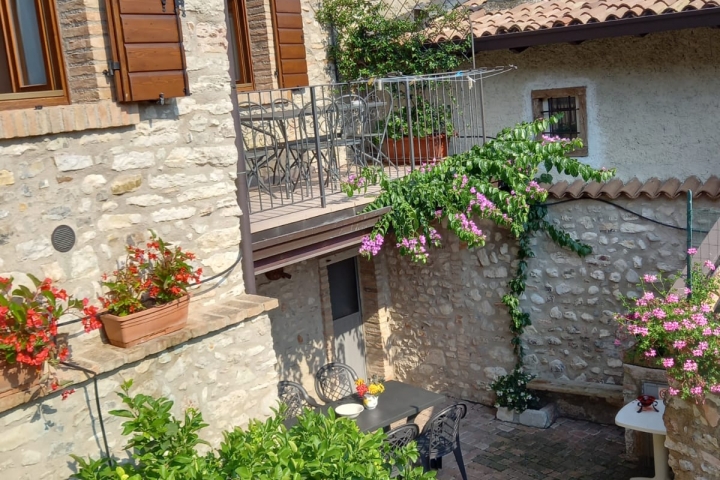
[0,0,69,111]
[228,0,255,92]
[531,87,588,157]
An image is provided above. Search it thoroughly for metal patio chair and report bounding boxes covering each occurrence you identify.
[290,97,340,192]
[277,381,321,418]
[384,423,420,478]
[416,403,468,480]
[314,362,358,403]
[238,102,281,196]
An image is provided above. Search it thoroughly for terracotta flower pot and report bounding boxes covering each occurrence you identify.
[100,295,190,348]
[382,134,448,164]
[0,359,41,399]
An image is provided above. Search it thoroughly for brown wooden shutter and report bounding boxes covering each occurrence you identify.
[105,0,190,102]
[270,0,309,89]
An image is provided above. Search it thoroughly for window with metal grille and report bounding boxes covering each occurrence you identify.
[0,0,68,110]
[531,87,588,156]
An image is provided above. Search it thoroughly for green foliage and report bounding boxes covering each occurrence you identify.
[343,116,615,360]
[490,367,540,413]
[315,0,471,81]
[71,382,435,480]
[386,95,454,140]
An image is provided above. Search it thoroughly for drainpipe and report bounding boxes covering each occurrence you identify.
[223,0,257,294]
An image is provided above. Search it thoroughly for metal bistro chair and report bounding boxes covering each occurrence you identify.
[277,381,322,419]
[314,362,358,403]
[416,403,468,480]
[238,102,281,197]
[290,97,340,192]
[384,423,420,478]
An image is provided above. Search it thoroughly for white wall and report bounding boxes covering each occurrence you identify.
[472,27,720,182]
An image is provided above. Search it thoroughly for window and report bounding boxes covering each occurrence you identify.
[228,0,254,91]
[0,0,67,110]
[531,87,588,156]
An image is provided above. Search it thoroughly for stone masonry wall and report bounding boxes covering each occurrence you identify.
[665,393,720,479]
[0,0,246,303]
[382,197,719,405]
[384,223,518,405]
[0,314,278,480]
[256,260,328,396]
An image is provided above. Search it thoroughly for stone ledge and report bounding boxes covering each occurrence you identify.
[0,294,279,414]
[0,101,140,140]
[528,378,624,403]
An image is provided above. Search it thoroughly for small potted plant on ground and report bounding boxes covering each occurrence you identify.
[98,232,202,348]
[491,367,557,428]
[382,95,454,164]
[355,375,385,410]
[0,275,99,397]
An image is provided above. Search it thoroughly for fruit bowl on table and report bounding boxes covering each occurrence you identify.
[335,403,364,419]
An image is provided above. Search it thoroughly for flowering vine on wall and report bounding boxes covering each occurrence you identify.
[342,117,615,363]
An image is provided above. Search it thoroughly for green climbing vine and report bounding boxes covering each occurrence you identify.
[342,116,615,363]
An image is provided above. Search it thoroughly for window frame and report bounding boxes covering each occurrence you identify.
[228,0,255,92]
[0,0,69,111]
[531,87,588,157]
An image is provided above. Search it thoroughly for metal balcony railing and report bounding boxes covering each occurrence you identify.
[238,68,514,215]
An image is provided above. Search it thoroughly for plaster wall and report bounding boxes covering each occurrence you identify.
[472,27,720,182]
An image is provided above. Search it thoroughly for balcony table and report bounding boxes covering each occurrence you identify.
[285,380,445,433]
[615,398,669,480]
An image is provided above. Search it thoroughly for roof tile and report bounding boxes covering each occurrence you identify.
[546,176,720,199]
[443,0,720,41]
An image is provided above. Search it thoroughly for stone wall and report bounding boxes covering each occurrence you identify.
[0,313,279,480]
[665,393,720,479]
[384,223,518,405]
[256,260,328,396]
[0,0,246,303]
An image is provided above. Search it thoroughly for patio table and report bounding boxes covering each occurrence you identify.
[286,380,445,433]
[615,398,669,480]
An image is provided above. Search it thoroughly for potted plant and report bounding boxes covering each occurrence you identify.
[0,275,99,398]
[99,232,202,348]
[382,95,454,164]
[615,255,720,403]
[355,375,385,410]
[489,367,559,428]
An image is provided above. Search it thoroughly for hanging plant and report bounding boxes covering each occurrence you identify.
[342,116,615,358]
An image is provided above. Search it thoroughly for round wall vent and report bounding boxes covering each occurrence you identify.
[51,225,76,253]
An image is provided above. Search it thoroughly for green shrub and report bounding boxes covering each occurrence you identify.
[71,380,435,480]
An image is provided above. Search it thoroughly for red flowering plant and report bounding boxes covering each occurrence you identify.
[100,231,203,316]
[0,274,100,387]
[615,252,720,403]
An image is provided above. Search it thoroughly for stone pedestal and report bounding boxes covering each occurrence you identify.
[664,393,720,479]
[496,403,558,429]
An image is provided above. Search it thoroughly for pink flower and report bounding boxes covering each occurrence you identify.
[683,360,698,372]
[645,349,657,358]
[690,386,703,396]
[643,274,657,283]
[614,339,622,346]
[665,294,679,304]
[701,304,712,313]
[692,349,703,357]
[684,287,692,296]
[642,291,655,302]
[668,387,680,396]
[704,260,716,271]
[674,340,687,349]
[652,308,667,319]
[703,328,713,336]
[710,385,720,394]
[359,234,384,257]
[687,248,698,255]
[662,358,674,368]
[663,322,680,332]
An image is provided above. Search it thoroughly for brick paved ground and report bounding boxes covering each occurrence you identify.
[405,399,654,480]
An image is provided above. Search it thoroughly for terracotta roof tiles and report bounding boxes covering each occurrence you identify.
[546,177,720,199]
[436,0,720,41]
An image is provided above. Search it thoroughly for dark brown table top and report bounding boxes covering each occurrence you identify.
[286,380,445,433]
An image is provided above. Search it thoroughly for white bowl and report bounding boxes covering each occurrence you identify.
[335,403,364,419]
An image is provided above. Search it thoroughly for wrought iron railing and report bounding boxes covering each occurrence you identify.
[238,68,514,214]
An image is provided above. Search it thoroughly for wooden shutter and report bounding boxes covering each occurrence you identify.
[270,0,308,88]
[105,0,190,102]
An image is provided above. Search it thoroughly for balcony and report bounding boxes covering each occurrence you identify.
[238,69,512,271]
